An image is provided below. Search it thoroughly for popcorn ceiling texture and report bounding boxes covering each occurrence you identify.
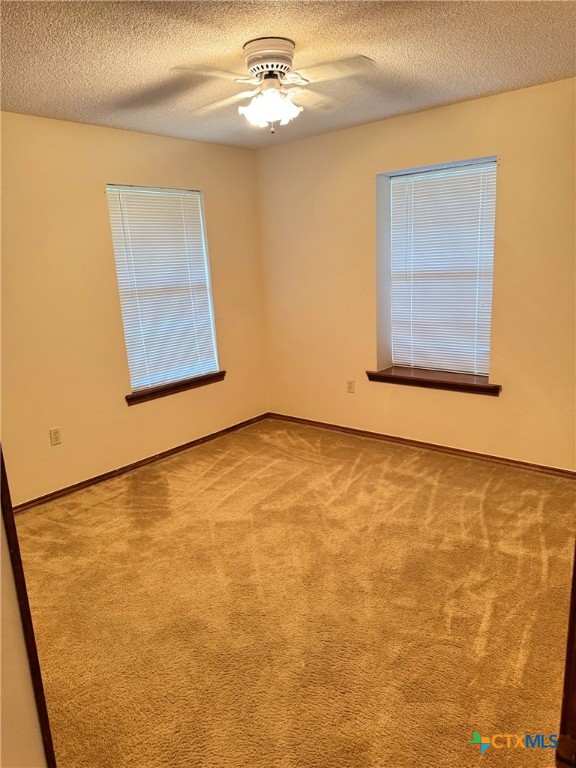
[16,420,576,767]
[1,1,575,148]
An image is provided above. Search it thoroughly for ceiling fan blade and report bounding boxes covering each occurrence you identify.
[294,55,375,84]
[282,72,310,86]
[235,76,262,86]
[194,89,258,116]
[172,66,246,81]
[286,87,340,112]
[114,75,201,109]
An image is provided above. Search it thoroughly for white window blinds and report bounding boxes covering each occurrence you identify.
[106,185,219,392]
[390,160,497,376]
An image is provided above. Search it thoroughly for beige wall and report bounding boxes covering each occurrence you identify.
[257,78,576,471]
[2,79,575,511]
[1,114,268,505]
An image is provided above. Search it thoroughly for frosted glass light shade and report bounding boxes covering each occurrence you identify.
[239,88,303,128]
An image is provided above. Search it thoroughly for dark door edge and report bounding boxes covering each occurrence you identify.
[1,447,57,767]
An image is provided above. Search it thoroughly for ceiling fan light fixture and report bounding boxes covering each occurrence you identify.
[185,36,366,132]
[238,87,303,129]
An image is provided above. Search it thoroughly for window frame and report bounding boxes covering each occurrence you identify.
[106,184,225,405]
[369,157,501,396]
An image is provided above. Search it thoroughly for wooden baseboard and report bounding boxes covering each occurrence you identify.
[13,413,269,513]
[13,410,575,513]
[266,413,576,480]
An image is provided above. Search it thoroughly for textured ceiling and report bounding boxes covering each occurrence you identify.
[2,1,575,149]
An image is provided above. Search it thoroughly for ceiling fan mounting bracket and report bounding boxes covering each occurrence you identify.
[243,37,296,79]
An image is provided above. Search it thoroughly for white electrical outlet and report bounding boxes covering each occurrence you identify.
[346,380,355,394]
[49,428,62,446]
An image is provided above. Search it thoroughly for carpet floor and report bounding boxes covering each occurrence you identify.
[16,419,576,767]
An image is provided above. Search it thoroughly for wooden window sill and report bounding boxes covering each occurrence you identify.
[126,370,226,405]
[366,366,501,396]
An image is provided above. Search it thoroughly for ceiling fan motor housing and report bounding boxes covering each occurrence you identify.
[243,37,295,78]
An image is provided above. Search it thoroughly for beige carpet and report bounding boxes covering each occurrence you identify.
[16,419,576,767]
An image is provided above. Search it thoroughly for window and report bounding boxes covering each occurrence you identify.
[369,159,501,395]
[106,185,223,404]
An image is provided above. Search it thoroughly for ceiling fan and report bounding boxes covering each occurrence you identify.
[180,37,374,133]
